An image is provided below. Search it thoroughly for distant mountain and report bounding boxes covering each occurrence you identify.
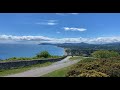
[39,42,89,45]
[39,42,120,45]
[38,42,120,50]
[62,42,89,45]
[38,43,55,45]
[105,42,120,45]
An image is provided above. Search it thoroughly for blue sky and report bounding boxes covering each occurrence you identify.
[0,13,120,44]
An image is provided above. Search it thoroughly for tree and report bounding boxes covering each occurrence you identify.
[36,51,51,58]
[65,49,71,56]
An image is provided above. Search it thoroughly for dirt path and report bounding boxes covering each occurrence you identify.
[4,56,80,77]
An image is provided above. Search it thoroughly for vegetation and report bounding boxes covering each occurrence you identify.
[36,51,51,58]
[42,50,120,77]
[92,50,119,58]
[6,57,33,61]
[66,50,120,77]
[66,69,109,77]
[58,42,120,57]
[69,56,84,61]
[0,62,53,76]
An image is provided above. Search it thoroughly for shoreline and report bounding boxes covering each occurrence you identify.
[0,44,64,60]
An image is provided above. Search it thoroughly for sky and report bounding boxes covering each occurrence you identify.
[0,13,120,44]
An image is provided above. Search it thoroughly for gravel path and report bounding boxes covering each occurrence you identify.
[4,56,80,77]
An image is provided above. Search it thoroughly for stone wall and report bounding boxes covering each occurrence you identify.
[0,56,67,70]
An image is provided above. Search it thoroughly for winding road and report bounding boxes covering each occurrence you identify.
[4,56,80,77]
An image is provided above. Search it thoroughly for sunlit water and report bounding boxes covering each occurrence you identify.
[0,44,64,60]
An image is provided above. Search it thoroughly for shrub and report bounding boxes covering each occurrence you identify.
[66,69,81,77]
[78,70,109,77]
[66,69,109,77]
[80,58,96,63]
[7,57,17,60]
[92,50,119,59]
[109,51,119,57]
[36,51,51,58]
[66,57,120,77]
[106,67,120,77]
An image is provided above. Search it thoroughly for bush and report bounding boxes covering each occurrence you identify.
[36,51,51,58]
[66,69,81,77]
[109,51,119,57]
[78,70,109,77]
[92,50,119,59]
[66,69,109,77]
[107,68,120,77]
[66,57,120,77]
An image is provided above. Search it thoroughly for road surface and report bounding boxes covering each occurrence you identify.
[4,56,80,77]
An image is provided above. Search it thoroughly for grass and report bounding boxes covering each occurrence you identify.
[42,65,73,77]
[0,56,62,62]
[69,56,84,61]
[0,62,53,76]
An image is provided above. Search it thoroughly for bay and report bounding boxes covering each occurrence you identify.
[0,44,64,60]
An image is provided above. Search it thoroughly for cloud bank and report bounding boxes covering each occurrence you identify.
[0,35,120,44]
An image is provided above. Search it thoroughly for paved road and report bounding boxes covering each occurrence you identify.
[4,56,80,77]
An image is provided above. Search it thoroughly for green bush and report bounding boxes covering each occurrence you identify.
[109,51,119,57]
[92,50,119,59]
[36,51,51,58]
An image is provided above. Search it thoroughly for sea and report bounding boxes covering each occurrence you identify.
[0,44,64,60]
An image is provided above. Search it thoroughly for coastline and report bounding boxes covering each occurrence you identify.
[0,44,64,60]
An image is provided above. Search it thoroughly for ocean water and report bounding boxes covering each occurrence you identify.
[0,44,64,60]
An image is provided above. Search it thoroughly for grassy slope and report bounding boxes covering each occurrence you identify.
[69,56,84,61]
[0,62,52,76]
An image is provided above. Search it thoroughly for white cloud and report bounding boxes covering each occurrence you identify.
[36,22,57,26]
[47,22,58,25]
[45,20,58,22]
[64,27,87,32]
[1,35,120,44]
[48,37,120,44]
[0,35,52,41]
[35,19,58,26]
